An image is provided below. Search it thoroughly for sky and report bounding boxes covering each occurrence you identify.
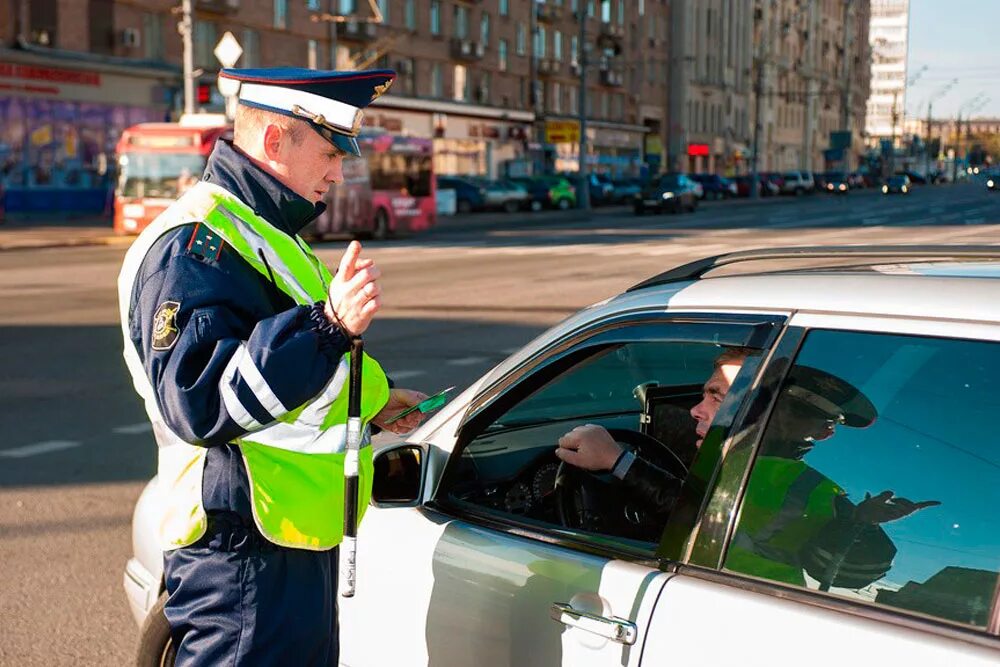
[905,0,1000,121]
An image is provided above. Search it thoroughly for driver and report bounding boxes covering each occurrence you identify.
[554,347,751,515]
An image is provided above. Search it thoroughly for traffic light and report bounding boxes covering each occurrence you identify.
[197,83,212,105]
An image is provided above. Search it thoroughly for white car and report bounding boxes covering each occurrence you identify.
[780,171,816,195]
[126,246,1000,666]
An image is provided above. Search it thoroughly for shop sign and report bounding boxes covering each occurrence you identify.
[545,119,580,144]
[687,143,710,157]
[0,63,100,86]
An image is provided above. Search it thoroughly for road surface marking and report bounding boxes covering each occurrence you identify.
[112,423,153,435]
[387,369,426,380]
[0,440,82,458]
[448,356,490,366]
[965,217,985,225]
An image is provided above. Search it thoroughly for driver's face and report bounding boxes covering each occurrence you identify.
[690,361,744,448]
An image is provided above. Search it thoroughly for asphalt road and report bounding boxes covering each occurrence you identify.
[1,181,998,665]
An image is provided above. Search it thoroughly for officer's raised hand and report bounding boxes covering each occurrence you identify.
[854,490,941,524]
[325,240,381,335]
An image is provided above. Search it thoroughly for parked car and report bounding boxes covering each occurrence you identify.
[691,173,738,200]
[882,174,911,195]
[732,175,779,197]
[897,170,927,185]
[480,179,531,213]
[589,173,617,206]
[846,172,867,188]
[763,172,786,194]
[780,171,815,195]
[127,246,1000,666]
[436,175,487,213]
[812,172,830,191]
[987,174,998,192]
[822,171,850,194]
[634,173,699,214]
[611,177,644,204]
[511,175,577,211]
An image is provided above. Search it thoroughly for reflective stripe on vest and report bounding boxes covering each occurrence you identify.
[118,181,389,551]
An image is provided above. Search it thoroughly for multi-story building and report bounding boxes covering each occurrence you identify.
[0,0,676,215]
[865,0,908,143]
[750,0,871,173]
[668,0,755,176]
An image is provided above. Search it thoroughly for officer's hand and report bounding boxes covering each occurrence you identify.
[554,424,623,472]
[372,388,430,435]
[325,241,381,335]
[854,490,941,524]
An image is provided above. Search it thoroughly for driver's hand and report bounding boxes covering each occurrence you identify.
[555,424,623,472]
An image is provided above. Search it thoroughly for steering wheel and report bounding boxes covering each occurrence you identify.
[554,428,688,532]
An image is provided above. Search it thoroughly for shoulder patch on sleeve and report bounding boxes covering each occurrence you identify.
[186,222,225,262]
[152,300,182,351]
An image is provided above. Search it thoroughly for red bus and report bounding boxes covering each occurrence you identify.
[115,122,434,239]
[307,130,436,240]
[113,117,230,235]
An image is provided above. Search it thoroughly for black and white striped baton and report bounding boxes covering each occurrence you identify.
[341,335,363,598]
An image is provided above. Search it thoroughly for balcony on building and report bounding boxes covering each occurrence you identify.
[536,3,565,23]
[599,65,624,87]
[196,0,240,14]
[597,21,625,42]
[450,38,485,61]
[537,58,562,77]
[337,19,378,42]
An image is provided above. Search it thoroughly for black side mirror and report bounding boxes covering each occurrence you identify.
[371,444,424,506]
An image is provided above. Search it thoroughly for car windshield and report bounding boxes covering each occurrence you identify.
[657,175,682,188]
[783,172,799,180]
[889,177,906,186]
[117,152,206,199]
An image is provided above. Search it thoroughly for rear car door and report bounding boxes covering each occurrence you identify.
[641,317,1000,663]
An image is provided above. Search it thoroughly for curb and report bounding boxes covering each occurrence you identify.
[0,234,131,252]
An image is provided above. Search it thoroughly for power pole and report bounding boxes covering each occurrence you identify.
[576,1,590,210]
[889,90,899,177]
[924,101,932,178]
[749,0,768,199]
[181,0,195,115]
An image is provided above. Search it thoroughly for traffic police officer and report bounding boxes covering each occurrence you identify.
[118,67,426,665]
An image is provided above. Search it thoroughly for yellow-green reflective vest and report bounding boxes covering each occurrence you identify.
[118,180,389,551]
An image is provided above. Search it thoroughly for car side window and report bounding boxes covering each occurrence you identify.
[443,339,754,548]
[725,329,1000,629]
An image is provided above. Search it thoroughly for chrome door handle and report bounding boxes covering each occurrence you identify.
[549,602,637,645]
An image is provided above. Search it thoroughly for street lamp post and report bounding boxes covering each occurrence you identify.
[576,2,590,211]
[923,79,957,178]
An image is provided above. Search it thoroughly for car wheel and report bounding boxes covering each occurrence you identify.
[634,204,644,216]
[530,200,543,212]
[457,199,473,214]
[794,187,804,196]
[557,198,571,210]
[136,591,176,667]
[372,208,390,240]
[503,200,519,213]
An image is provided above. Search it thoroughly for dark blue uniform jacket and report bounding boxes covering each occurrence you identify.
[128,139,351,519]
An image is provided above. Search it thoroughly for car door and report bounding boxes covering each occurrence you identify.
[340,312,784,666]
[641,317,1000,664]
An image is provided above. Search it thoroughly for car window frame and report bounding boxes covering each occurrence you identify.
[683,321,1000,646]
[422,311,785,566]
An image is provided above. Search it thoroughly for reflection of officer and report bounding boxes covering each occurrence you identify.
[727,366,940,591]
[118,68,426,666]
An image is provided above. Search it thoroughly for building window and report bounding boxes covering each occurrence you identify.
[378,0,389,23]
[498,39,508,71]
[535,26,546,59]
[193,20,217,69]
[274,0,288,29]
[481,13,490,45]
[454,5,468,39]
[638,0,644,16]
[142,13,163,60]
[568,85,577,114]
[571,35,578,64]
[338,0,356,12]
[399,57,416,95]
[454,64,469,102]
[500,0,509,17]
[308,39,319,69]
[405,0,415,29]
[431,62,443,97]
[430,0,441,35]
[617,0,624,23]
[554,30,562,60]
[478,71,491,103]
[601,90,609,118]
[516,23,526,55]
[552,81,561,113]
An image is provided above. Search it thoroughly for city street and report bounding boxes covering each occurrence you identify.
[1,182,999,664]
